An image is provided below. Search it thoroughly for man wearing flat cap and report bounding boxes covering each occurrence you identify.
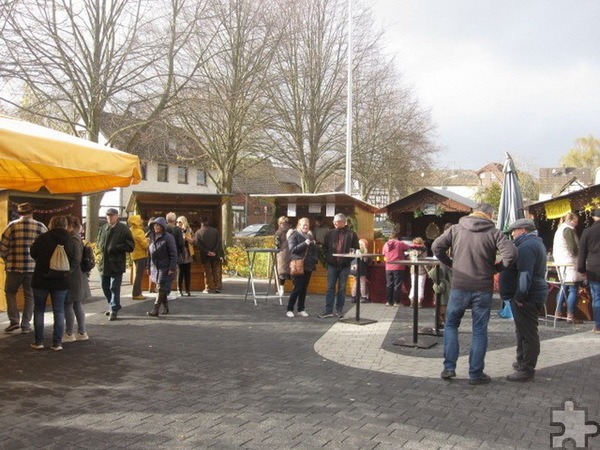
[577,209,600,335]
[0,203,47,333]
[499,218,548,382]
[97,208,134,320]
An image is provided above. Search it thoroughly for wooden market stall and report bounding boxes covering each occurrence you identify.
[126,191,229,292]
[380,188,477,243]
[372,188,477,307]
[527,183,600,321]
[252,192,379,295]
[0,190,82,311]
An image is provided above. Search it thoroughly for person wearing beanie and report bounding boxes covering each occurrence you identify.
[499,218,548,382]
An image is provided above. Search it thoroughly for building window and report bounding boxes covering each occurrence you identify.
[157,163,168,182]
[140,162,147,181]
[196,170,206,186]
[178,166,188,184]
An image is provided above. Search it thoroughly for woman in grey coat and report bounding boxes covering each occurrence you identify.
[63,215,90,342]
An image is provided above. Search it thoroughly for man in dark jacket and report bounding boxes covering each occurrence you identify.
[97,208,134,321]
[195,217,223,293]
[577,208,600,334]
[432,203,517,385]
[499,218,548,382]
[317,213,359,319]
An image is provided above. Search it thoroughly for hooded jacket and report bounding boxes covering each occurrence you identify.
[148,217,177,284]
[128,215,149,261]
[432,214,517,292]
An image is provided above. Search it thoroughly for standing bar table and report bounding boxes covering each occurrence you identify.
[390,258,442,348]
[243,248,282,307]
[332,253,382,325]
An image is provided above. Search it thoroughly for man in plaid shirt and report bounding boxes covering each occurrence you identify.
[0,203,47,333]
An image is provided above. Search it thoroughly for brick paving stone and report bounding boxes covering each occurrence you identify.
[1,275,599,449]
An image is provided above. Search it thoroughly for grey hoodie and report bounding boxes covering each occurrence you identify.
[432,214,517,292]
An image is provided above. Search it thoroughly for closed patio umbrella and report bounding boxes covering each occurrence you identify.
[0,114,141,193]
[497,152,524,233]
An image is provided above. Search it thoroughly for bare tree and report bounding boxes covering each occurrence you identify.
[0,0,210,240]
[266,0,350,193]
[175,0,278,243]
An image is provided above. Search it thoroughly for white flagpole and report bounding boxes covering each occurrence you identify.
[345,0,353,195]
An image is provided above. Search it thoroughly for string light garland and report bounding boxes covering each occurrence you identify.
[9,201,77,215]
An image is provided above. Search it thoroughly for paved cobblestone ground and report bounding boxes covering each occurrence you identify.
[1,274,599,449]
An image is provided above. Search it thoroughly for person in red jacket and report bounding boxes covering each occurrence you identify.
[382,229,411,307]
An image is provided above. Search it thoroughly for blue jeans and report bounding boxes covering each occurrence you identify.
[588,281,600,329]
[443,289,493,379]
[33,288,67,346]
[325,265,350,313]
[556,284,578,315]
[101,273,123,312]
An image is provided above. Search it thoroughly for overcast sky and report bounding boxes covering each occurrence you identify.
[371,0,600,173]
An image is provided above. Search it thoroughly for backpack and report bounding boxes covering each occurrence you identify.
[46,244,70,278]
[80,242,96,273]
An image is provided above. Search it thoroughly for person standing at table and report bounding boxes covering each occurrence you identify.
[350,238,371,303]
[286,218,319,318]
[408,236,428,307]
[0,202,47,334]
[552,212,582,322]
[499,218,548,382]
[318,213,359,319]
[432,203,517,385]
[97,208,134,321]
[382,229,410,307]
[577,208,600,334]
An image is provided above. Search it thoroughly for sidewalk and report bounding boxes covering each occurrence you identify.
[0,272,599,449]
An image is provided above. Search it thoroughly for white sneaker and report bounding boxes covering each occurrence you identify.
[298,311,309,318]
[62,333,76,343]
[286,311,295,318]
[167,293,178,300]
[76,332,89,341]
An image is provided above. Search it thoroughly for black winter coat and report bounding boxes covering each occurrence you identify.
[30,228,77,290]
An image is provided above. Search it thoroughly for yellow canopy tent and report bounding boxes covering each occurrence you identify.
[0,114,141,312]
[0,114,141,193]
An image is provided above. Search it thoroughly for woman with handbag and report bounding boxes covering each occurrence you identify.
[286,217,319,318]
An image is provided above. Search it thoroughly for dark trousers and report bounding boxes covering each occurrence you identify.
[287,271,313,312]
[511,300,541,374]
[178,263,191,293]
[386,270,405,305]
